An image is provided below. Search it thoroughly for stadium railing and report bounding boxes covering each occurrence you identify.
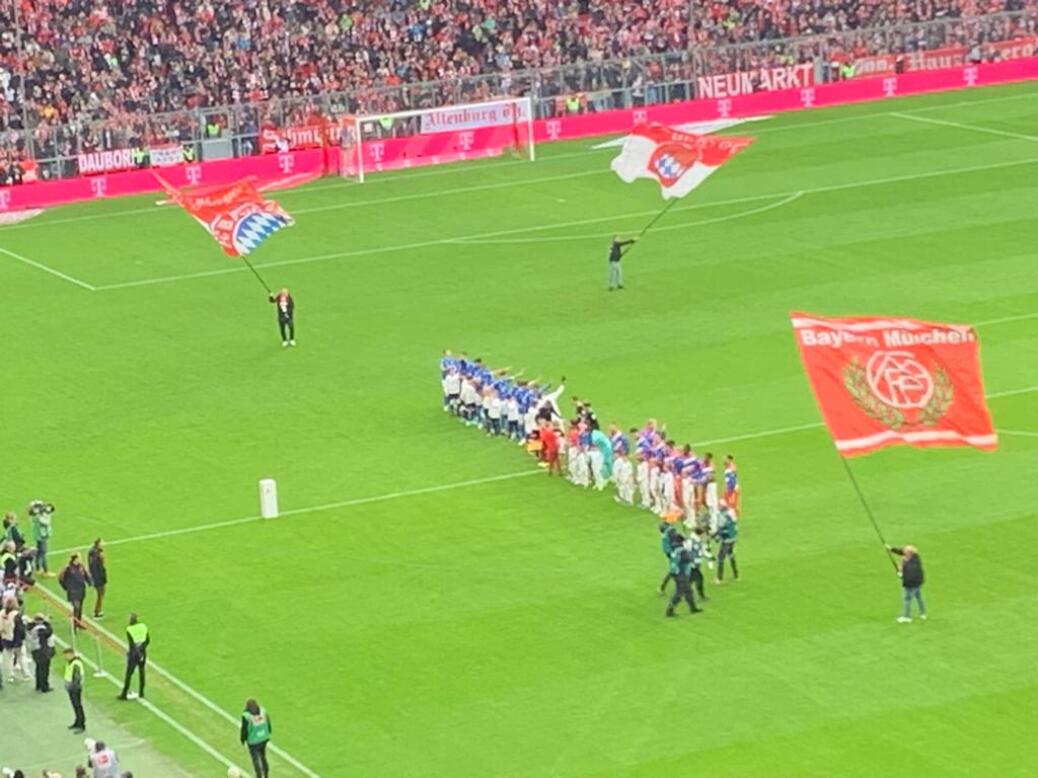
[4,9,1037,184]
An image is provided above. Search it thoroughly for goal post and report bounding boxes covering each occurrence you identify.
[338,97,535,182]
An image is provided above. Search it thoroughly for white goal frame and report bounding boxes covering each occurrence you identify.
[339,96,535,183]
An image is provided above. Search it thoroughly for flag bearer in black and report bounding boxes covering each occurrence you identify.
[607,235,635,290]
[665,543,701,617]
[270,288,296,347]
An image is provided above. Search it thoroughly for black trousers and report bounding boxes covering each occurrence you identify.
[278,316,295,341]
[121,654,146,697]
[68,687,85,728]
[33,649,51,691]
[658,569,673,592]
[717,541,739,580]
[690,567,706,599]
[667,574,698,614]
[248,741,270,778]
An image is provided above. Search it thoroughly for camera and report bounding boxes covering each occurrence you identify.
[28,500,55,517]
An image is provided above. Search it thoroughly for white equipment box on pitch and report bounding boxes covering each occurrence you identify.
[259,478,279,519]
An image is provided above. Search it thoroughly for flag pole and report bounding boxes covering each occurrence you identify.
[241,257,273,295]
[621,198,679,257]
[837,454,899,571]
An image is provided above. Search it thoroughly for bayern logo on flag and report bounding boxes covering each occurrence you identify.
[647,143,699,187]
[231,208,293,256]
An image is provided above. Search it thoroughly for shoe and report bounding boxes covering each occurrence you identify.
[714,579,724,585]
[127,691,139,700]
[117,694,128,700]
[920,614,927,621]
[665,610,676,618]
[618,285,624,289]
[290,339,296,346]
[72,726,85,734]
[897,616,912,623]
[94,613,104,619]
[282,341,289,347]
[690,607,702,613]
[68,724,79,730]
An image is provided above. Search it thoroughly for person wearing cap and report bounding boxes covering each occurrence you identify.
[28,612,55,692]
[269,287,295,347]
[118,613,149,700]
[63,647,86,732]
[888,544,926,623]
[240,698,272,778]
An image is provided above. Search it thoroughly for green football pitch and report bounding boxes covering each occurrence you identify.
[5,81,1038,777]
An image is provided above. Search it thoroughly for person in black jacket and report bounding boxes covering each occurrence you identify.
[87,539,107,618]
[269,288,295,347]
[58,554,92,628]
[888,545,926,623]
[607,235,635,290]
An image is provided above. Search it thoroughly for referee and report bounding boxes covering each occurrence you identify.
[607,235,635,290]
[269,287,296,347]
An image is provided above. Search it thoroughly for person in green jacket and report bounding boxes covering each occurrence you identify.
[715,507,739,583]
[665,543,701,617]
[241,698,272,778]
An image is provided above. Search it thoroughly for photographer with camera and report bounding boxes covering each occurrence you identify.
[29,501,55,577]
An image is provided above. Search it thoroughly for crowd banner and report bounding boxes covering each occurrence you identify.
[1,57,1037,212]
[149,145,186,168]
[418,101,532,134]
[696,63,815,99]
[855,36,1038,78]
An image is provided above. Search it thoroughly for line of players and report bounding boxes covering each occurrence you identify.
[440,350,742,617]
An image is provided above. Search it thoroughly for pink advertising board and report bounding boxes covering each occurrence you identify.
[2,57,1036,213]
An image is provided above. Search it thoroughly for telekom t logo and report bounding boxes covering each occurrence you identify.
[545,120,562,140]
[369,142,386,163]
[882,77,898,97]
[457,131,474,151]
[716,99,732,118]
[0,189,9,211]
[278,154,294,173]
[185,165,202,185]
[632,109,647,125]
[963,66,979,86]
[90,177,107,198]
[800,88,816,108]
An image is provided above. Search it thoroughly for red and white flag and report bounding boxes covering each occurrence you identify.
[610,123,755,199]
[792,312,998,457]
[156,175,294,257]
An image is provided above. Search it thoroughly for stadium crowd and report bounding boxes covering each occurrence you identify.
[439,350,742,605]
[2,737,135,778]
[0,0,1034,132]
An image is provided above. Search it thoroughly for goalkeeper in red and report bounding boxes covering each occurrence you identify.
[269,288,296,347]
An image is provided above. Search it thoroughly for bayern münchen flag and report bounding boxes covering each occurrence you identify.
[610,123,755,199]
[792,312,998,457]
[156,176,294,257]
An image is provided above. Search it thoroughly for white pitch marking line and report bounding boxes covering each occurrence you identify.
[92,153,1038,291]
[450,191,804,245]
[890,111,1038,143]
[51,380,1038,555]
[50,469,542,556]
[0,246,96,290]
[4,87,1036,236]
[996,428,1038,437]
[34,591,242,773]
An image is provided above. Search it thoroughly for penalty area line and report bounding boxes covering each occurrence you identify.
[0,246,96,290]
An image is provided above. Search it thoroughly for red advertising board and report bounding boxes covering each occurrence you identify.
[2,56,1037,213]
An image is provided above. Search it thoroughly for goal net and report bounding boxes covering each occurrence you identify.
[338,97,534,182]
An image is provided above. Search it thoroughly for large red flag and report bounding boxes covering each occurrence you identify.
[156,176,294,256]
[791,312,998,457]
[610,123,755,199]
